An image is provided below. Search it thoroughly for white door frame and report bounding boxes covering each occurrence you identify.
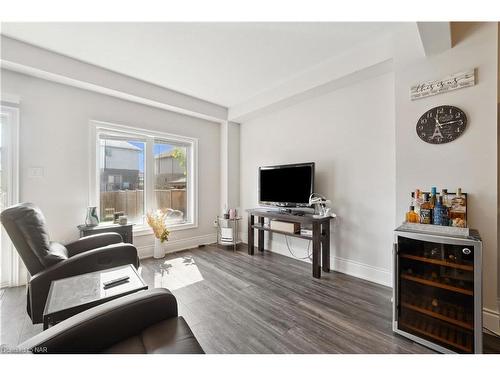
[1,105,20,287]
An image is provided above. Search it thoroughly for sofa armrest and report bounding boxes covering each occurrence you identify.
[28,243,139,323]
[65,232,123,257]
[19,289,177,354]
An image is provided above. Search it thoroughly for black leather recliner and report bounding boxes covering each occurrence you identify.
[17,288,205,354]
[0,202,140,324]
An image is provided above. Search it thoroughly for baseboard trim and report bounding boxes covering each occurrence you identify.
[331,255,392,287]
[483,307,500,335]
[137,233,217,259]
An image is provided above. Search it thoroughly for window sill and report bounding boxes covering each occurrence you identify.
[133,222,198,237]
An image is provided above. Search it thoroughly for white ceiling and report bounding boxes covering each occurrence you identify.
[1,22,397,107]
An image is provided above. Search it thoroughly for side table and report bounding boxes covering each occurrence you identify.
[43,264,147,329]
[78,223,134,244]
[217,216,242,252]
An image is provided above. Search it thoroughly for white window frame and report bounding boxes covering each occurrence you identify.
[89,120,198,234]
[1,105,20,287]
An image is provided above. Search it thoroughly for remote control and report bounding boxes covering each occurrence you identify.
[103,276,130,288]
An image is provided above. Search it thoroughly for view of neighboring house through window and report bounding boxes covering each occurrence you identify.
[99,138,145,224]
[95,123,196,229]
[154,141,188,224]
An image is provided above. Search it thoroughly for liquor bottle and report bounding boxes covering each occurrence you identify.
[430,187,437,208]
[414,189,422,216]
[450,188,467,228]
[441,189,451,208]
[405,206,419,223]
[420,193,432,224]
[433,196,448,226]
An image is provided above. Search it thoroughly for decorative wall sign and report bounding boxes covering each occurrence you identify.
[416,105,467,144]
[410,69,475,101]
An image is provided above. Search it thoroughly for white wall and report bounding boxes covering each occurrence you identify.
[240,72,395,285]
[394,22,499,330]
[1,69,220,257]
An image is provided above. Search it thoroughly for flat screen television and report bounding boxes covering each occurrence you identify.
[259,162,315,207]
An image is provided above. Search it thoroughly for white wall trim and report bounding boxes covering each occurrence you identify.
[0,92,21,105]
[1,60,226,124]
[228,34,394,122]
[137,233,216,259]
[1,35,227,122]
[416,22,452,56]
[483,307,500,335]
[0,105,21,287]
[331,255,392,287]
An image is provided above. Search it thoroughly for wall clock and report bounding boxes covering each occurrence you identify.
[416,105,467,144]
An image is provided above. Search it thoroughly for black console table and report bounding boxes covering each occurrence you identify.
[246,209,334,278]
[77,223,134,244]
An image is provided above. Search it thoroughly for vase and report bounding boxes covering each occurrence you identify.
[85,206,99,227]
[154,238,165,259]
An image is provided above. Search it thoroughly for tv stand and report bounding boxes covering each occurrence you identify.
[246,208,333,278]
[277,208,305,216]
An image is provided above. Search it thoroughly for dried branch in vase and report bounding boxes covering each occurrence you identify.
[146,210,170,243]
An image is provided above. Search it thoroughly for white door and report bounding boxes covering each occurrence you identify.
[0,105,20,287]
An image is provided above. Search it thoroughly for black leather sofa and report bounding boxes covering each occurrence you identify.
[18,288,205,354]
[0,203,140,324]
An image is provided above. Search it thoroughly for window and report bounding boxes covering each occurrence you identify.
[91,121,197,231]
[99,137,145,224]
[154,141,189,224]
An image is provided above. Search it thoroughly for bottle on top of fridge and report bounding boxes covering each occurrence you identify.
[441,189,451,208]
[414,189,422,215]
[430,187,437,208]
[406,206,419,223]
[450,188,467,228]
[433,196,448,226]
[420,193,433,224]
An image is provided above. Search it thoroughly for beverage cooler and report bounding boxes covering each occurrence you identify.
[393,228,482,353]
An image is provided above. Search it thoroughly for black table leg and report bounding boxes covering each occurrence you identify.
[312,221,321,278]
[321,221,330,272]
[248,214,254,255]
[258,216,265,252]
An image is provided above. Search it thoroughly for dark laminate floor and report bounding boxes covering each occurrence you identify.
[1,245,499,353]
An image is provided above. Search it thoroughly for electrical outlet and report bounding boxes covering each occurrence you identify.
[28,167,44,178]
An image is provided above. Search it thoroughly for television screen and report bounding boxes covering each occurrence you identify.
[259,162,314,206]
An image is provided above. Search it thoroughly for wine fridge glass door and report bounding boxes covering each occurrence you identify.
[396,234,478,353]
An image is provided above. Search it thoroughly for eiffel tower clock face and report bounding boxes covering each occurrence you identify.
[416,105,467,144]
